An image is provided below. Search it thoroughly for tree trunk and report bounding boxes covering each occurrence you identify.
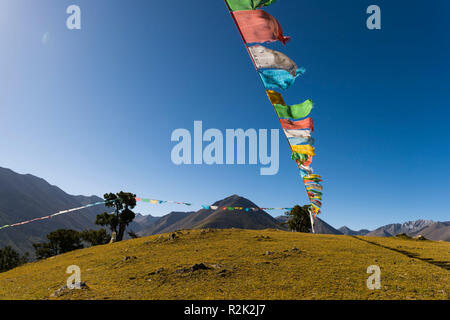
[109,231,117,244]
[117,224,126,242]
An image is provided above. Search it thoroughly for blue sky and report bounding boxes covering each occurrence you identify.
[1,0,449,230]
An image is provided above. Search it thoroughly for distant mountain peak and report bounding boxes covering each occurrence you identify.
[366,219,438,239]
[338,226,370,236]
[400,220,434,230]
[210,195,260,210]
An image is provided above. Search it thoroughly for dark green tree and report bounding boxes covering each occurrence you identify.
[0,246,28,273]
[80,229,110,246]
[95,191,136,242]
[32,243,54,260]
[127,230,139,239]
[284,205,312,233]
[33,229,84,260]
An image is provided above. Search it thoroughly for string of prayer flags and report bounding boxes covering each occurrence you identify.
[0,194,301,231]
[0,201,110,231]
[224,0,324,218]
[135,197,192,206]
[136,198,294,212]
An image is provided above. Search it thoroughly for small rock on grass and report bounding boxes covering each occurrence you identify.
[148,268,165,275]
[123,256,137,262]
[50,282,88,297]
[176,263,212,273]
[191,263,211,271]
[168,233,178,240]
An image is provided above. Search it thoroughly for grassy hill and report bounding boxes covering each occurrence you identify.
[0,229,448,300]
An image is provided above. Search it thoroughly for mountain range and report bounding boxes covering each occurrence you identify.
[0,167,142,255]
[0,167,448,257]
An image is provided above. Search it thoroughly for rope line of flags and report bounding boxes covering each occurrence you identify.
[0,197,296,231]
[0,201,110,231]
[223,0,324,218]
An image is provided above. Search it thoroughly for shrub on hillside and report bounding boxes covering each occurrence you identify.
[0,246,28,273]
[33,229,84,260]
[284,205,312,233]
[80,229,110,246]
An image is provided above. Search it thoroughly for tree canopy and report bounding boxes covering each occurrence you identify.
[33,229,84,260]
[284,205,312,233]
[95,191,137,242]
[0,246,28,273]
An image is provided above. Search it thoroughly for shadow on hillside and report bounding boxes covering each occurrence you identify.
[352,236,450,271]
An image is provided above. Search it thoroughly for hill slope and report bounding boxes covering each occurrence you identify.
[140,211,195,235]
[313,218,343,235]
[0,229,448,300]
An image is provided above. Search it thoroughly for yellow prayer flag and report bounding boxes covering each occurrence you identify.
[291,145,315,156]
[266,90,286,106]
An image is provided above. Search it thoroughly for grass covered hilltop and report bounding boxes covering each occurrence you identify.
[0,229,448,300]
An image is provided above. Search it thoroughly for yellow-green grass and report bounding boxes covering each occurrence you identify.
[0,229,448,300]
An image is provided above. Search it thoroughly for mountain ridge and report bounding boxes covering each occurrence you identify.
[0,167,143,255]
[1,166,449,260]
[338,226,370,236]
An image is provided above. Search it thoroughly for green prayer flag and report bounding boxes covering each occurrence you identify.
[274,100,313,119]
[226,0,276,11]
[292,152,309,163]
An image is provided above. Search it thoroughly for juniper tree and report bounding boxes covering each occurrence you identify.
[33,229,83,259]
[0,246,28,272]
[284,205,312,233]
[95,191,136,242]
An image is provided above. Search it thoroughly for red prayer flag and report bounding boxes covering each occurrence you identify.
[280,118,314,131]
[232,10,290,45]
[303,156,313,166]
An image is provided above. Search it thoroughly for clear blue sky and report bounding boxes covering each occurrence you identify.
[1,0,449,230]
